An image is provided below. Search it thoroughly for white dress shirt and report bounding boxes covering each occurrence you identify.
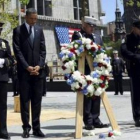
[25,22,34,38]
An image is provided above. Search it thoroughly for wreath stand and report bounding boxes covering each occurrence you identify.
[75,51,120,139]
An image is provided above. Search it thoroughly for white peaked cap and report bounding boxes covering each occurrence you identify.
[84,16,98,26]
[113,50,118,54]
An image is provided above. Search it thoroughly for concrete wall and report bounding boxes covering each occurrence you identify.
[52,0,74,20]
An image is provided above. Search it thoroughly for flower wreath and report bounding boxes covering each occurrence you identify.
[59,38,112,97]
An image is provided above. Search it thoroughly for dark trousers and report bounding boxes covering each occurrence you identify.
[19,76,43,131]
[113,75,123,94]
[83,95,101,126]
[130,76,140,122]
[0,82,8,134]
[42,77,47,96]
[12,78,19,96]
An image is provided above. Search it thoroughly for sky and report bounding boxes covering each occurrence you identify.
[101,0,124,24]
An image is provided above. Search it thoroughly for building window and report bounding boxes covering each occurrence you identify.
[73,0,89,20]
[44,0,52,16]
[37,0,43,15]
[73,0,82,20]
[27,0,35,9]
[37,0,52,16]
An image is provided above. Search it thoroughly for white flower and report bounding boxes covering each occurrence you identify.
[85,38,92,44]
[81,38,86,44]
[59,37,111,97]
[86,75,94,81]
[71,82,80,89]
[94,87,104,96]
[86,45,91,50]
[87,84,95,94]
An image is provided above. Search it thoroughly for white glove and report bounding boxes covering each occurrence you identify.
[0,64,4,68]
[0,58,5,65]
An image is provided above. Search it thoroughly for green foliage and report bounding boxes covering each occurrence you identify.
[19,0,30,5]
[0,0,18,43]
[103,39,121,58]
[125,0,140,7]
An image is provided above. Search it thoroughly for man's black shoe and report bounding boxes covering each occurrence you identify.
[93,122,109,128]
[22,129,30,138]
[135,120,140,127]
[33,129,45,137]
[0,133,10,139]
[114,93,118,95]
[84,125,94,130]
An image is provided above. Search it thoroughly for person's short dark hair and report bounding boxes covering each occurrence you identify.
[26,8,37,16]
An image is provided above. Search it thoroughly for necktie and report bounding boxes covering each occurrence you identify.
[29,26,34,45]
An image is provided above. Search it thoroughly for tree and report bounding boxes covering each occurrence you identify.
[0,0,18,39]
[19,0,30,5]
[123,0,140,7]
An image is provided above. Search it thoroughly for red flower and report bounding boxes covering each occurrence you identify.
[98,63,103,67]
[100,83,105,88]
[70,48,76,55]
[90,41,93,45]
[87,81,92,84]
[100,75,105,81]
[98,45,101,50]
[108,132,113,137]
[91,47,96,51]
[62,66,66,70]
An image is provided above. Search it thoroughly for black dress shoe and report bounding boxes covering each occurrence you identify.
[114,93,118,95]
[33,129,45,137]
[135,120,140,127]
[93,122,109,128]
[0,133,10,139]
[84,125,94,130]
[22,129,30,138]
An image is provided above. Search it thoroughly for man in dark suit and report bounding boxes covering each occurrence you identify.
[121,19,140,127]
[13,8,46,138]
[111,50,125,95]
[0,22,13,139]
[72,16,109,130]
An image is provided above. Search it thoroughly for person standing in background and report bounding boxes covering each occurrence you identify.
[111,50,125,95]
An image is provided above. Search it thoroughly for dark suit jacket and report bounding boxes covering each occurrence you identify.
[13,23,46,80]
[0,39,13,81]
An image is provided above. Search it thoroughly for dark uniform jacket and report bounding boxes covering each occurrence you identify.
[121,32,140,77]
[111,58,125,76]
[0,39,13,81]
[72,29,103,74]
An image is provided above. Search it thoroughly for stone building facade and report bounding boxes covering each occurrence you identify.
[10,0,105,61]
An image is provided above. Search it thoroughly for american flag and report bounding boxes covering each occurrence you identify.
[55,26,80,46]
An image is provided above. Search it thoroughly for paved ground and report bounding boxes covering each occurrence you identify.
[3,91,140,140]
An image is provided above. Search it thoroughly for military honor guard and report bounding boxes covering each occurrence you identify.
[72,16,109,130]
[121,17,140,127]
